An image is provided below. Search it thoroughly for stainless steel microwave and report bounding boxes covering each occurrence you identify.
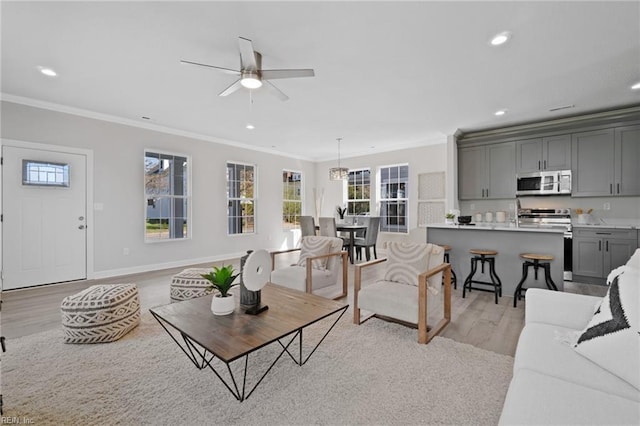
[516,170,572,196]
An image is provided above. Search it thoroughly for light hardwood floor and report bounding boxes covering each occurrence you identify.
[1,255,606,356]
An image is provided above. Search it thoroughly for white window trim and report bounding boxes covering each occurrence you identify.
[282,169,303,230]
[378,163,409,234]
[144,148,192,243]
[344,167,372,217]
[226,160,257,236]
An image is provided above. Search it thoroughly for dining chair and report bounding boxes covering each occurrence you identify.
[318,217,338,237]
[354,216,381,261]
[300,216,316,237]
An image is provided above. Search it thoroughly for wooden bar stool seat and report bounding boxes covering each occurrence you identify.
[513,253,558,307]
[462,249,502,304]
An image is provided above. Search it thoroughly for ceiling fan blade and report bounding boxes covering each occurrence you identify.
[218,79,243,97]
[238,37,258,71]
[180,60,240,76]
[261,69,315,80]
[264,80,289,102]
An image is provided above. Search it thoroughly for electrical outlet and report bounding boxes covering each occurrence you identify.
[123,248,130,256]
[470,204,475,210]
[603,202,611,211]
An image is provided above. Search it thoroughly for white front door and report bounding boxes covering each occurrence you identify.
[2,146,87,289]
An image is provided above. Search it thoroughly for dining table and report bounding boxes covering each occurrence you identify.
[335,224,367,264]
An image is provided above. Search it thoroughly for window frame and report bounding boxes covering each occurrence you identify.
[378,163,409,234]
[282,169,303,231]
[226,161,257,235]
[144,149,191,243]
[345,168,371,216]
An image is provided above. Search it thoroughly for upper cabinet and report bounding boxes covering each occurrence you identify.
[457,106,640,201]
[571,129,615,197]
[516,134,571,173]
[459,142,515,200]
[572,126,640,197]
[615,125,640,196]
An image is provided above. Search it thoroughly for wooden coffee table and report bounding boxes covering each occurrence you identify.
[150,283,348,401]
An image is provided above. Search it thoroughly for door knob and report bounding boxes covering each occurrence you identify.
[78,225,86,230]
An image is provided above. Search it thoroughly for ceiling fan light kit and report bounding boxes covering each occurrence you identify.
[181,37,314,101]
[329,138,349,181]
[240,71,262,89]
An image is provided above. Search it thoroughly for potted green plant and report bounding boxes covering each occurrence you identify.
[201,265,239,315]
[445,213,456,225]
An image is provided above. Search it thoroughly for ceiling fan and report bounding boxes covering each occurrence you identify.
[180,37,315,101]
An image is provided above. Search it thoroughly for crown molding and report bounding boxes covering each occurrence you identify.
[0,93,314,162]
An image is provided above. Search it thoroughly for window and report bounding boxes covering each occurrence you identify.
[145,151,189,241]
[22,160,69,187]
[282,170,302,230]
[379,164,409,233]
[227,162,255,234]
[347,168,370,215]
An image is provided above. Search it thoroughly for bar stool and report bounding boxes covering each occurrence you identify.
[462,249,502,304]
[440,244,457,290]
[513,253,558,307]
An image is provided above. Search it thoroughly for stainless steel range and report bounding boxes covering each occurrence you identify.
[517,208,573,280]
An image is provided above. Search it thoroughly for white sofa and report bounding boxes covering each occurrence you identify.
[500,250,640,425]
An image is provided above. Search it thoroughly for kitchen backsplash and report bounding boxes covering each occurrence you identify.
[458,195,640,221]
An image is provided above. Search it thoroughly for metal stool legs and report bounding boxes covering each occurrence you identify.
[443,252,457,290]
[462,255,502,304]
[513,259,557,307]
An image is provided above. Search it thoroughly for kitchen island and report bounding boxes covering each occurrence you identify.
[427,224,565,299]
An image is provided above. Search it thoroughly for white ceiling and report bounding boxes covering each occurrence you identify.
[2,1,639,161]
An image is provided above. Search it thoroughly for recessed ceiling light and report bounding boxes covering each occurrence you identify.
[632,82,640,90]
[494,109,507,116]
[490,31,512,46]
[38,66,57,77]
[246,123,255,130]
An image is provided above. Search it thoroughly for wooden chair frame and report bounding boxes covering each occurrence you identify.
[270,248,348,300]
[353,258,452,344]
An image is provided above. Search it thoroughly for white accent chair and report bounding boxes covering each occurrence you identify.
[353,242,452,344]
[270,236,348,300]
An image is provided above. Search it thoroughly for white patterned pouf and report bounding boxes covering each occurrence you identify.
[170,268,213,302]
[61,284,140,344]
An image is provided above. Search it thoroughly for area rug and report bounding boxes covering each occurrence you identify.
[2,310,513,425]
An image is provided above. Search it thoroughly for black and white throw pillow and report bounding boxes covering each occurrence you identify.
[574,268,639,390]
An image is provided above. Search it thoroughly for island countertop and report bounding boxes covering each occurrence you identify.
[427,225,565,296]
[428,223,566,233]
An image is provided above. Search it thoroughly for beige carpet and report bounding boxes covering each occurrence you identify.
[2,310,513,425]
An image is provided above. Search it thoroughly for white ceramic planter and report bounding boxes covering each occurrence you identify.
[211,293,235,315]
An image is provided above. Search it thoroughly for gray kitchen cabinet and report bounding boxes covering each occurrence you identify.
[573,228,638,282]
[516,134,571,173]
[572,127,639,197]
[459,142,515,200]
[571,129,615,197]
[615,125,640,196]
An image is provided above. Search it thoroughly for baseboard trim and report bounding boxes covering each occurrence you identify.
[92,252,248,280]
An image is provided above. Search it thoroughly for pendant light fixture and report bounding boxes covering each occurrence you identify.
[329,137,349,180]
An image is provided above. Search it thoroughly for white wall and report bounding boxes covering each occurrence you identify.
[1,101,317,278]
[315,139,449,245]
